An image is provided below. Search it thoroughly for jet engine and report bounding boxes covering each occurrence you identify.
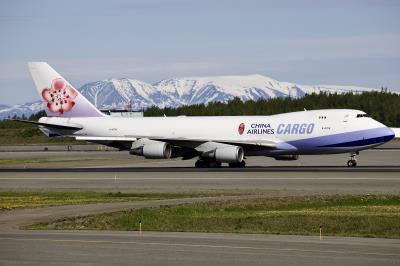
[215,146,244,163]
[273,155,299,161]
[130,141,172,159]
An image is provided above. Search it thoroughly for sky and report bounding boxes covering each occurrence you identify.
[0,0,399,105]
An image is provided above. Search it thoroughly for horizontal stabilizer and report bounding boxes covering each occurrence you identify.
[11,119,83,131]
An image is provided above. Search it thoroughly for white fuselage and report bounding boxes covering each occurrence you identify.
[39,109,395,156]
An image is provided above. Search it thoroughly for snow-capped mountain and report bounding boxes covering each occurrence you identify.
[156,74,377,105]
[0,104,9,110]
[0,101,43,119]
[0,74,383,119]
[79,78,176,110]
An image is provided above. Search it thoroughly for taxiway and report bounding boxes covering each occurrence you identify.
[0,230,399,266]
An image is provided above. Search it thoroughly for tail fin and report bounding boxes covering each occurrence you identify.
[28,62,104,117]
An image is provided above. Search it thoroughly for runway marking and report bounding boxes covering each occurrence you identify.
[0,236,399,257]
[1,167,400,173]
[0,177,399,180]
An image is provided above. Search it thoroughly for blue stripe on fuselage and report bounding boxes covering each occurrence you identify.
[287,127,394,150]
[320,134,393,147]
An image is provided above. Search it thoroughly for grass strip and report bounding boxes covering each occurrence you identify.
[26,195,400,238]
[0,191,210,210]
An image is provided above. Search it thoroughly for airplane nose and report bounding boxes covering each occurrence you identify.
[372,119,395,141]
[375,126,396,144]
[385,127,395,141]
[367,124,395,145]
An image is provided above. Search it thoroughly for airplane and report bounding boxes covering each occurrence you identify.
[16,62,396,168]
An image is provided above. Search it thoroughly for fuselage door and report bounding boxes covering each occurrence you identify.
[343,114,349,122]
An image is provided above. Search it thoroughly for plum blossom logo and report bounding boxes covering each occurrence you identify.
[41,78,78,114]
[238,123,245,135]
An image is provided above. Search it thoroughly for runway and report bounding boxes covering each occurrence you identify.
[1,170,399,194]
[0,230,399,266]
[1,165,400,172]
[0,163,400,193]
[1,148,399,265]
[1,149,400,169]
[0,149,399,193]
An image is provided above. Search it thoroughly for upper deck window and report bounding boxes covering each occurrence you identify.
[356,114,370,118]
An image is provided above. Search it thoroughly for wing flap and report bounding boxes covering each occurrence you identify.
[76,136,137,142]
[75,135,278,152]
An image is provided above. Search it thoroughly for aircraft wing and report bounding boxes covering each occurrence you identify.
[135,136,278,149]
[14,118,279,151]
[75,136,137,150]
[75,135,278,152]
[219,140,277,149]
[76,136,138,142]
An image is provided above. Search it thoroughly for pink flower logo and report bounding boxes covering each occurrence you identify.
[238,123,245,135]
[41,78,78,114]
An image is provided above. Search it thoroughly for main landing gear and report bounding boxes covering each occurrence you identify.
[195,159,221,168]
[228,161,246,168]
[347,152,358,167]
[194,159,246,168]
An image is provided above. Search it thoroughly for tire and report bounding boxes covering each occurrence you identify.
[347,160,357,167]
[229,161,246,168]
[208,161,221,168]
[195,160,204,168]
[196,160,221,168]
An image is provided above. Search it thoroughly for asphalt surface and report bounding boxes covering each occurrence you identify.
[1,165,400,172]
[1,148,399,265]
[1,149,398,194]
[1,148,400,169]
[0,230,399,266]
[1,171,399,194]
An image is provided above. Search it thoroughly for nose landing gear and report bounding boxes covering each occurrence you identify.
[347,152,358,167]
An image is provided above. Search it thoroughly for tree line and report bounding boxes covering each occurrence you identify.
[144,91,400,127]
[4,91,400,127]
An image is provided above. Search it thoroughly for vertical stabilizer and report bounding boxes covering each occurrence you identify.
[28,62,104,117]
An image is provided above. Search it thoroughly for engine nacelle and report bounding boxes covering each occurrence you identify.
[130,141,172,159]
[215,146,244,163]
[273,155,299,161]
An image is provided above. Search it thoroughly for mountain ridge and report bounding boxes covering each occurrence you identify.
[0,74,386,119]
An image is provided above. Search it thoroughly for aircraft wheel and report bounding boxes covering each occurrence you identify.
[228,161,246,168]
[195,160,205,168]
[347,160,357,167]
[207,161,221,168]
[195,160,221,168]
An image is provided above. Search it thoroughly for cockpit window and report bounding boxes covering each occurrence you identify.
[356,114,370,118]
